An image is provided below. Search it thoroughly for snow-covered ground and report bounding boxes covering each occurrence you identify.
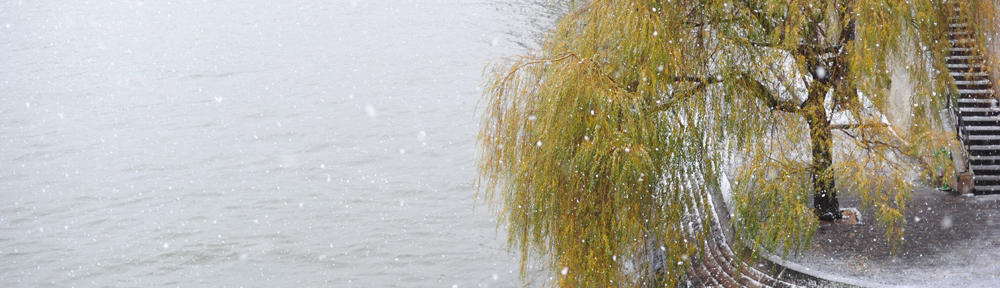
[787,188,1000,287]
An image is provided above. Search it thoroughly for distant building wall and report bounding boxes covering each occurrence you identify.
[887,49,916,136]
[885,32,920,137]
[984,0,1000,84]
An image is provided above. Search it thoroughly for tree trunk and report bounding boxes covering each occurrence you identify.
[803,84,841,221]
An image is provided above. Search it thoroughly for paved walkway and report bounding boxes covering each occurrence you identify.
[780,187,1000,287]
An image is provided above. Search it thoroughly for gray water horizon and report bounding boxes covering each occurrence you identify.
[0,1,566,286]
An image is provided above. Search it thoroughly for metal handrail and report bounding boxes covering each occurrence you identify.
[947,86,972,173]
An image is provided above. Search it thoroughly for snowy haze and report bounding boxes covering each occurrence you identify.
[0,0,557,286]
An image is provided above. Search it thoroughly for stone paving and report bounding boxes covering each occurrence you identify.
[689,187,1000,287]
[784,187,1000,287]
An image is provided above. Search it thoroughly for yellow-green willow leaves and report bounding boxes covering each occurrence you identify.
[478,1,996,287]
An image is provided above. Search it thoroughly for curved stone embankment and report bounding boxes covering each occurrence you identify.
[688,230,804,288]
[684,186,849,288]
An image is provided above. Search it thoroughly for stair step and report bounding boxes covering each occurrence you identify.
[962,116,1000,122]
[947,57,985,63]
[953,77,991,83]
[974,184,1000,190]
[957,84,992,90]
[947,56,983,63]
[974,177,1000,189]
[974,175,1000,181]
[947,54,982,59]
[951,71,990,77]
[956,79,991,85]
[972,165,1000,171]
[955,78,991,84]
[948,63,985,69]
[948,60,986,67]
[959,104,998,110]
[966,135,1000,141]
[962,114,1000,120]
[959,108,1000,115]
[958,89,996,95]
[949,49,973,56]
[966,145,1000,151]
[947,55,981,60]
[962,126,1000,133]
[950,38,974,44]
[957,98,997,104]
[950,23,968,28]
[969,155,1000,161]
[960,113,1000,119]
[968,151,1000,157]
[967,150,1000,156]
[958,107,1000,116]
[958,105,1000,113]
[958,84,993,88]
[971,161,1000,167]
[973,185,1000,193]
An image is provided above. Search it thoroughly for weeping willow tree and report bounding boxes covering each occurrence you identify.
[477,0,997,287]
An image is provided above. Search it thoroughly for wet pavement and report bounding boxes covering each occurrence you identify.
[783,187,1000,287]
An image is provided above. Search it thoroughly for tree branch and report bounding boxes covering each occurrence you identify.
[737,73,799,113]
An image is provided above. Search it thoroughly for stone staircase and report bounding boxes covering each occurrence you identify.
[948,7,1000,195]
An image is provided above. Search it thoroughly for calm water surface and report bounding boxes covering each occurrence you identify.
[0,1,564,286]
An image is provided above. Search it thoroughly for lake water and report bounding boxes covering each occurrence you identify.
[0,1,564,286]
